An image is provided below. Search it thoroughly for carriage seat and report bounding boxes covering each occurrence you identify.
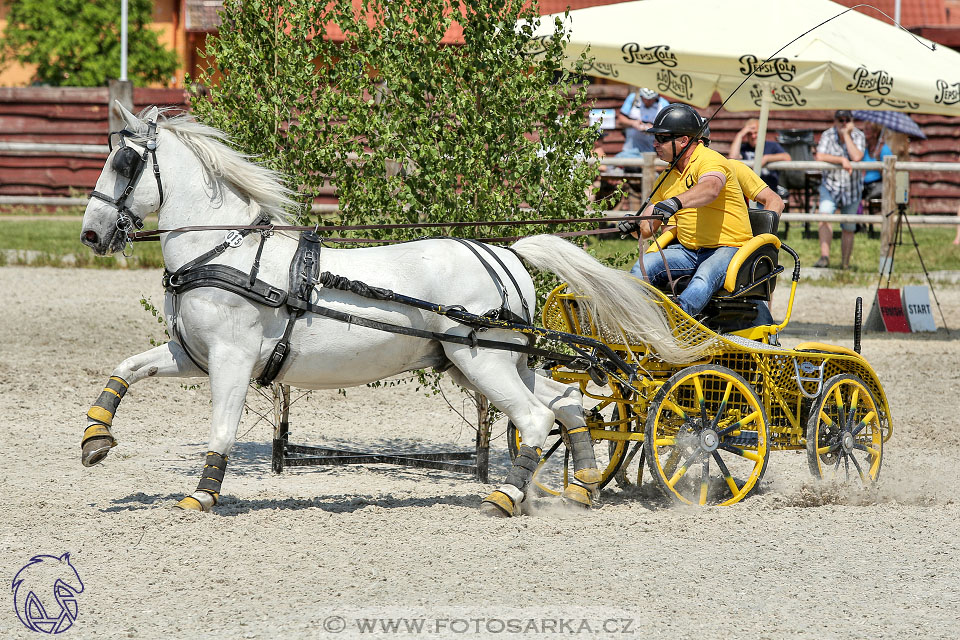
[645,209,782,301]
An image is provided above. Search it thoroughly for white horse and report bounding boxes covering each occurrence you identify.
[80,103,701,515]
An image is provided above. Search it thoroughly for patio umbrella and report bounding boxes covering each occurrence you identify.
[851,110,927,138]
[525,0,960,172]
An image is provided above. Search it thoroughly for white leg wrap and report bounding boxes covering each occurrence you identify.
[190,491,216,511]
[498,483,525,507]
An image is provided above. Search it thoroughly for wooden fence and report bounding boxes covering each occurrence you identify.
[0,87,188,199]
[4,84,960,216]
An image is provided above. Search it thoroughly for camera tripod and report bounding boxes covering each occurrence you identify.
[866,202,949,333]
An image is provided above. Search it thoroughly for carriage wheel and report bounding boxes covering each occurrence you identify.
[645,365,769,506]
[806,374,883,483]
[507,386,631,497]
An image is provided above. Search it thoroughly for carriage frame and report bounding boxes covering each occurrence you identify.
[510,249,892,506]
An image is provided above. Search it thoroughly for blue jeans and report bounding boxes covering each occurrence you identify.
[631,245,739,316]
[818,183,859,232]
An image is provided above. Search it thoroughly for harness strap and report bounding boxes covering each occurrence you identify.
[168,213,272,279]
[465,239,532,324]
[285,297,580,364]
[316,271,529,329]
[255,231,323,385]
[249,230,269,286]
[164,264,287,306]
[446,237,509,311]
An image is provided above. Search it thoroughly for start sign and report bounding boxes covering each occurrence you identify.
[902,285,937,332]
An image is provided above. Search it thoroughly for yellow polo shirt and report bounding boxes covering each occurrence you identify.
[729,159,768,201]
[652,144,753,249]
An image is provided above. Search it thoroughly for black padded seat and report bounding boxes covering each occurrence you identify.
[712,209,782,301]
[643,209,785,331]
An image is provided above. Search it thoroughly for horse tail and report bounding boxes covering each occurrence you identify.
[511,235,712,364]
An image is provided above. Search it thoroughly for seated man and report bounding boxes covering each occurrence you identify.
[727,118,792,194]
[645,153,783,326]
[619,104,754,318]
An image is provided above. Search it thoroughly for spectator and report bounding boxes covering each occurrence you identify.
[814,110,866,270]
[615,87,670,158]
[861,121,893,203]
[728,118,792,194]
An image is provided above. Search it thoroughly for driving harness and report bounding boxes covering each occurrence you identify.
[91,121,629,388]
[162,224,580,387]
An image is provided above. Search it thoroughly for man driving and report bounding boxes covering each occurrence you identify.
[619,103,753,318]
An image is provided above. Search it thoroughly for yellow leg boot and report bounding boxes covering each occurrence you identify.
[562,482,595,509]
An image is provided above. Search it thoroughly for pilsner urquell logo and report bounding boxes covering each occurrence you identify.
[11,553,84,634]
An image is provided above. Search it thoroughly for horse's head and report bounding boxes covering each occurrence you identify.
[81,101,165,255]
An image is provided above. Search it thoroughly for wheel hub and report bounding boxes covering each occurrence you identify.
[699,428,719,452]
[840,431,855,453]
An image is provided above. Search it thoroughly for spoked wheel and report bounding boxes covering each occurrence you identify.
[507,386,632,497]
[645,365,769,506]
[806,374,883,483]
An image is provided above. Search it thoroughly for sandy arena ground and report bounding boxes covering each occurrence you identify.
[1,265,959,639]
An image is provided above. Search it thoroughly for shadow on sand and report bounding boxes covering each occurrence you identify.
[100,490,482,515]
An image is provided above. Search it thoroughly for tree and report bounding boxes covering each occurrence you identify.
[0,0,179,87]
[191,0,611,239]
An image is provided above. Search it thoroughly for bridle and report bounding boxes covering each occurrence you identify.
[89,119,165,247]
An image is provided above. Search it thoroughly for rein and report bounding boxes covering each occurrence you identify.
[129,214,663,245]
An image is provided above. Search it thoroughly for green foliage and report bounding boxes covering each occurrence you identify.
[0,0,179,86]
[138,296,169,346]
[191,0,612,249]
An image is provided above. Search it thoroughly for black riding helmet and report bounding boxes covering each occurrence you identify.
[648,103,704,139]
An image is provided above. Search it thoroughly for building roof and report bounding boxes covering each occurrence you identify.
[184,0,223,33]
[184,0,960,45]
[833,0,947,25]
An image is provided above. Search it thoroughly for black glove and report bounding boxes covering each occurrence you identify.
[617,216,639,235]
[652,196,683,221]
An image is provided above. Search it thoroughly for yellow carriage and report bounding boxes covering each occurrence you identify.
[510,223,892,507]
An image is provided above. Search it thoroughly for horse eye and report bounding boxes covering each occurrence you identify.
[111,148,139,178]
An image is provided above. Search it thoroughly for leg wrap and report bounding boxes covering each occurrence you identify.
[504,445,541,493]
[194,451,228,505]
[565,425,601,485]
[481,445,541,517]
[85,376,128,428]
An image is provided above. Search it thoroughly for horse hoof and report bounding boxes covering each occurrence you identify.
[562,483,593,509]
[81,437,113,467]
[479,501,511,518]
[174,494,211,512]
[480,490,518,517]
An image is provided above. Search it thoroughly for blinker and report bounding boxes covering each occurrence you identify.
[111,146,142,179]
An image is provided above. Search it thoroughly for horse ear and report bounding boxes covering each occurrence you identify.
[142,106,160,123]
[114,100,140,129]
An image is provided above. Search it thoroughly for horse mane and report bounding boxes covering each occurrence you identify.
[138,108,300,224]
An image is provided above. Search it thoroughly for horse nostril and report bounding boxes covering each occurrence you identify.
[82,229,99,245]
